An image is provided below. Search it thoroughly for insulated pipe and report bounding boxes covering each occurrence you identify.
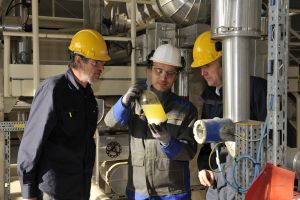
[32,0,40,93]
[157,0,209,27]
[223,37,251,122]
[286,148,300,177]
[211,0,261,122]
[130,0,137,83]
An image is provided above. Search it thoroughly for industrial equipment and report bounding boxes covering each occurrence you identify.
[0,0,299,199]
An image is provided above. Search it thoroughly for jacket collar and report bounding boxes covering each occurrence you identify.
[150,86,172,105]
[65,68,93,95]
[201,86,223,102]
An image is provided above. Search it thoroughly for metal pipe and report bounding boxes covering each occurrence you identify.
[106,0,155,4]
[291,92,300,148]
[130,0,136,83]
[32,0,40,92]
[290,28,300,40]
[83,0,90,28]
[3,31,131,41]
[157,0,209,26]
[52,0,55,16]
[211,0,261,38]
[31,15,83,23]
[289,53,300,65]
[286,147,300,177]
[223,37,251,122]
[3,35,11,97]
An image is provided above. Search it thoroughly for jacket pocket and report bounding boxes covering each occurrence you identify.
[154,159,185,194]
[61,109,81,135]
[130,155,144,167]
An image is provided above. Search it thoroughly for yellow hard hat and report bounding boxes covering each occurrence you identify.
[68,29,111,61]
[191,31,222,68]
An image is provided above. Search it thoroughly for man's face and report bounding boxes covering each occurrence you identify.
[149,62,178,92]
[199,60,222,87]
[81,58,105,84]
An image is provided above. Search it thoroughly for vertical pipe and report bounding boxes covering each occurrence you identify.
[223,37,250,122]
[83,0,90,28]
[0,32,4,200]
[4,35,10,97]
[52,0,55,17]
[32,0,40,93]
[130,0,136,83]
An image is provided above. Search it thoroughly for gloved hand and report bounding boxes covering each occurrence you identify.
[122,81,147,107]
[148,122,171,145]
[198,169,215,187]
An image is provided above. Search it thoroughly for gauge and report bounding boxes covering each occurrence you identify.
[106,141,122,158]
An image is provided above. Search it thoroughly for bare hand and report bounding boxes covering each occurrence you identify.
[198,169,215,187]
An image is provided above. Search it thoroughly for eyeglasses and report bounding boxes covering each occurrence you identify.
[152,67,178,78]
[78,55,106,66]
[89,59,106,66]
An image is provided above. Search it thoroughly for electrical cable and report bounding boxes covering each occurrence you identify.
[225,95,274,193]
[6,2,23,16]
[5,0,15,15]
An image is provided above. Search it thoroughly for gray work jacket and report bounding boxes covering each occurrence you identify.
[104,87,197,199]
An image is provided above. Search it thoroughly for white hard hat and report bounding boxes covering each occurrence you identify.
[150,44,182,67]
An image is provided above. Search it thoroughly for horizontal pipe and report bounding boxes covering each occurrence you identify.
[33,15,84,23]
[3,31,131,41]
[105,0,155,4]
[289,42,300,46]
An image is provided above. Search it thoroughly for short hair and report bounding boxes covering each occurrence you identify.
[68,51,89,68]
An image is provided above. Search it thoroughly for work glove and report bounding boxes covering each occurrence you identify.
[122,81,147,107]
[148,121,171,146]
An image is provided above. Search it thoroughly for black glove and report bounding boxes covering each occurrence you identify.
[148,122,171,145]
[122,81,147,107]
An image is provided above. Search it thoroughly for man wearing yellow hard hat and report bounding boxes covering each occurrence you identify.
[17,29,110,200]
[191,31,267,200]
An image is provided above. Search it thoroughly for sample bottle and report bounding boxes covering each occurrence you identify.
[139,89,167,124]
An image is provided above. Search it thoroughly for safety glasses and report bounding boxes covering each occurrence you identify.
[152,67,178,78]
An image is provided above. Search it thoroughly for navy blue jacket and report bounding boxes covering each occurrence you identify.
[197,76,267,170]
[17,69,98,200]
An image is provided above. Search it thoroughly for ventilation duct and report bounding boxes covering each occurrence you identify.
[104,0,210,32]
[156,0,210,27]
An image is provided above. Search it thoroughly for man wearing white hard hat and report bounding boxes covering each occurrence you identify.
[104,44,198,200]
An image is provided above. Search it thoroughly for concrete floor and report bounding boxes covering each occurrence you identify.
[10,138,206,200]
[10,179,206,200]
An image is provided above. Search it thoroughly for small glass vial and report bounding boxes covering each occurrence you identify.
[139,90,167,124]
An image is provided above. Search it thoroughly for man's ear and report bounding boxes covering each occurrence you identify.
[74,55,81,65]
